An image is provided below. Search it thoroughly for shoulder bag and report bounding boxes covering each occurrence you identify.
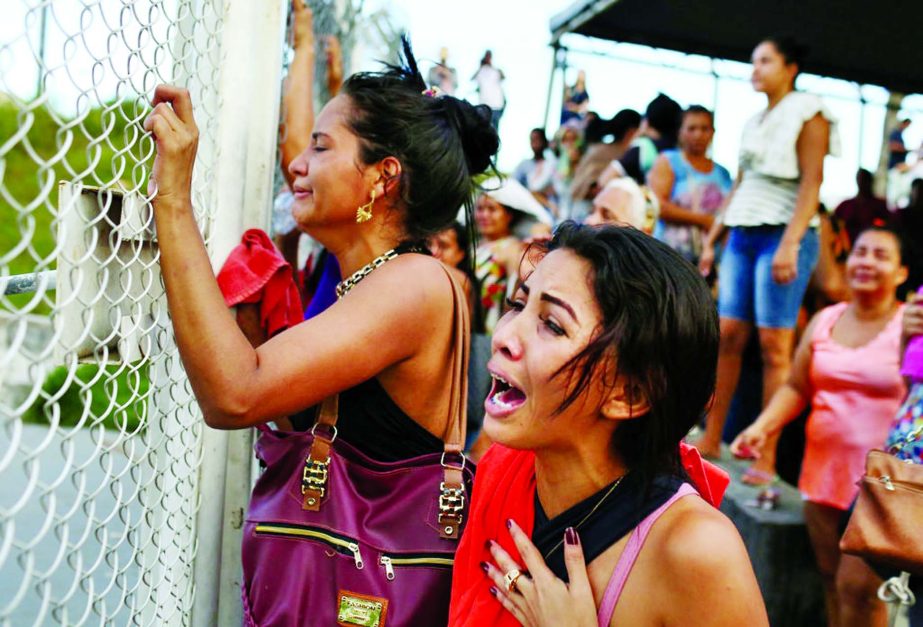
[241,267,474,627]
[840,443,923,576]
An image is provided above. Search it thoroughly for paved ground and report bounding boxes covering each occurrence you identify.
[1,415,913,625]
[714,444,911,627]
[0,422,143,626]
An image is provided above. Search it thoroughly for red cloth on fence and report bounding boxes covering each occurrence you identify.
[448,443,728,627]
[216,228,303,337]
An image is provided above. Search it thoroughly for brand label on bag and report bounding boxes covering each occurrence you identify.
[337,591,388,627]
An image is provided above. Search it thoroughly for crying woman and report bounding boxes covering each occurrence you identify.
[449,222,768,627]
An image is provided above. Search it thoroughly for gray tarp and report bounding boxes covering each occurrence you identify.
[551,0,923,95]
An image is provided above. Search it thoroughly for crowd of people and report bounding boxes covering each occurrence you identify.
[139,1,921,623]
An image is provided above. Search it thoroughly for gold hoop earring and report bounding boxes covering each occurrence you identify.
[356,190,376,223]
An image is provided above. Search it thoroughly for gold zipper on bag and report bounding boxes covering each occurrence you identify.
[254,523,364,569]
[379,553,454,581]
[874,475,923,495]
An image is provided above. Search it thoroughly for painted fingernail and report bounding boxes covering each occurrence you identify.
[506,518,513,529]
[480,561,490,573]
[565,527,579,546]
[489,586,499,597]
[485,539,495,551]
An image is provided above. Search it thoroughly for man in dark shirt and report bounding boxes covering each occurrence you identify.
[834,169,892,245]
[888,119,911,170]
[897,178,923,298]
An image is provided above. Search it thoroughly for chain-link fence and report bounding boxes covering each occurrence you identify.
[1,0,405,623]
[0,1,287,624]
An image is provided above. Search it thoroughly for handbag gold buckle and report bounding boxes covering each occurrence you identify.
[438,451,467,538]
[302,456,330,500]
[301,422,337,508]
[439,483,465,513]
[438,482,465,538]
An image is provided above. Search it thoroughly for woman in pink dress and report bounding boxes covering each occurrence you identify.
[732,225,909,627]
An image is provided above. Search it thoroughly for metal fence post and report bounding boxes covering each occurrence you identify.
[189,1,288,625]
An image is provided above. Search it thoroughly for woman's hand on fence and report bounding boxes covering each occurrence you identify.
[484,521,597,627]
[291,0,313,51]
[325,35,344,96]
[144,85,199,209]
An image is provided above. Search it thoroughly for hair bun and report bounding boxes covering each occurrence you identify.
[762,34,809,70]
[389,35,498,174]
[442,98,499,175]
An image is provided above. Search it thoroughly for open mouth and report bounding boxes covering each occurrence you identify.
[485,373,527,416]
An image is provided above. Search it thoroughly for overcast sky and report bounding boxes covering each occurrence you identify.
[5,0,923,206]
[377,0,923,206]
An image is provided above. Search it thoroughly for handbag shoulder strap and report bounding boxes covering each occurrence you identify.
[442,262,471,453]
[310,263,469,445]
[438,264,471,539]
[303,262,471,539]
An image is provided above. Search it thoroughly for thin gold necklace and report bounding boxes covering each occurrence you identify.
[541,474,626,560]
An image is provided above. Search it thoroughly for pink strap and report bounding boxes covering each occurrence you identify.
[596,483,698,627]
[816,302,848,342]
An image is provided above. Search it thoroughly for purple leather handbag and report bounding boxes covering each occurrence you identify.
[241,270,473,627]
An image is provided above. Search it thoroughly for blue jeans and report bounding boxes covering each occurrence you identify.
[717,226,819,329]
[490,107,503,131]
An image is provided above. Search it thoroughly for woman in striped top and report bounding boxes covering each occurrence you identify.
[692,35,840,483]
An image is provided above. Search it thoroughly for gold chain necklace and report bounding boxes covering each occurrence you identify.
[541,474,626,561]
[335,247,399,299]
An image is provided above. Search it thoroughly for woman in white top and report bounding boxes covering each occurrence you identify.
[692,36,840,483]
[473,50,506,130]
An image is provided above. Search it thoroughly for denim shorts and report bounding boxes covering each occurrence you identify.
[717,225,819,329]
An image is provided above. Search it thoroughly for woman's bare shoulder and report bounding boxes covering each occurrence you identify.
[654,496,744,565]
[358,253,454,302]
[343,253,458,335]
[644,496,767,625]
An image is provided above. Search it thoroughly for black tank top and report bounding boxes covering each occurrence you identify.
[291,243,444,462]
[533,471,686,581]
[290,378,444,462]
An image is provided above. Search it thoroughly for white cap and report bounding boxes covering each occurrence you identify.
[480,176,554,226]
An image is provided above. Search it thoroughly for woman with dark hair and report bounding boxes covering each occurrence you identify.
[598,93,682,188]
[475,177,553,335]
[513,128,557,211]
[450,223,767,626]
[693,35,840,484]
[475,195,524,334]
[474,49,506,131]
[143,38,498,623]
[732,226,908,627]
[430,220,476,305]
[561,69,590,125]
[647,105,733,264]
[897,178,923,298]
[568,109,641,218]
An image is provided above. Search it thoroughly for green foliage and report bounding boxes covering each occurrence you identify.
[22,362,150,433]
[2,98,156,432]
[0,98,151,315]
